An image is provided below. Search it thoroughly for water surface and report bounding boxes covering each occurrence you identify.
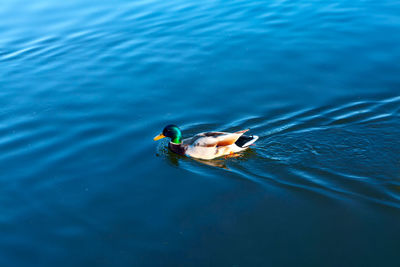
[1,0,400,266]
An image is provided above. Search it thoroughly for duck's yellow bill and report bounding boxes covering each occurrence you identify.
[153,133,166,141]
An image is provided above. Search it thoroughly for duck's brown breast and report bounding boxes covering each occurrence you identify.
[169,143,187,155]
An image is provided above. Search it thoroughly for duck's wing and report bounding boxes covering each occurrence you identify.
[184,129,249,147]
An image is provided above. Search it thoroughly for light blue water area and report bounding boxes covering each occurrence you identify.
[1,0,399,266]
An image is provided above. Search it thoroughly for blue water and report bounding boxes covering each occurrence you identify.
[1,0,400,266]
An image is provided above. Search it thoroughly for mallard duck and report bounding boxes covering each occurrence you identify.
[153,125,258,160]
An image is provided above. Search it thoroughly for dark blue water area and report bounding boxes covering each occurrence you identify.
[1,0,400,266]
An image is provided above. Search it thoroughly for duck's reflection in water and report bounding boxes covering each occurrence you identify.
[164,148,228,169]
[163,147,259,170]
[191,158,228,169]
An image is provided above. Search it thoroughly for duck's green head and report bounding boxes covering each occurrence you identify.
[153,124,182,144]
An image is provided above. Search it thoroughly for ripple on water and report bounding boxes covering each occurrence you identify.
[159,95,400,209]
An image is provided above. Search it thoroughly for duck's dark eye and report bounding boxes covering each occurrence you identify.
[163,128,172,137]
[163,128,170,136]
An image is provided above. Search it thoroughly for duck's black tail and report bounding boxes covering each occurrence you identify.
[235,135,259,148]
